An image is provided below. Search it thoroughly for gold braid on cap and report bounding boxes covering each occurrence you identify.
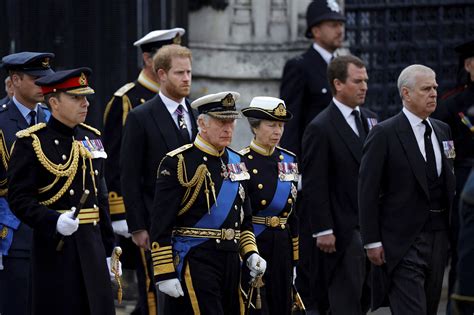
[176,154,217,216]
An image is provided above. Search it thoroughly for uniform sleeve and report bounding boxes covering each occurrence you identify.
[120,111,148,232]
[150,156,183,282]
[239,181,259,260]
[280,58,306,158]
[7,137,60,239]
[103,96,127,221]
[97,176,115,255]
[302,123,333,235]
[358,124,388,245]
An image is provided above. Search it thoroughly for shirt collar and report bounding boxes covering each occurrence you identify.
[12,96,38,120]
[312,42,333,64]
[137,70,160,93]
[332,97,360,119]
[194,134,225,157]
[250,139,275,156]
[402,107,431,128]
[159,91,187,114]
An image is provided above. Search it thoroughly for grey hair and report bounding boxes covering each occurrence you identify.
[397,64,435,99]
[246,117,262,135]
[197,113,211,133]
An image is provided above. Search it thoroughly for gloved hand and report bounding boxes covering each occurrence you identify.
[56,210,79,236]
[106,256,123,281]
[293,266,297,285]
[157,278,184,298]
[111,220,131,238]
[246,253,267,278]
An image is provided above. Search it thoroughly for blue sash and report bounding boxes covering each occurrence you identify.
[253,150,294,237]
[173,149,240,278]
[0,197,20,255]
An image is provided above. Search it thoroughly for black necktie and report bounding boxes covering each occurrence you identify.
[352,110,366,141]
[29,111,36,127]
[176,105,190,142]
[422,120,438,180]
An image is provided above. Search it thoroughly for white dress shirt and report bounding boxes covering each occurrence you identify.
[312,42,334,65]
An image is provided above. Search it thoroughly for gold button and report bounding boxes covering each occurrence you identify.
[84,136,89,140]
[282,212,288,217]
[62,154,67,160]
[203,156,208,161]
[261,200,267,206]
[235,222,238,227]
[69,189,74,196]
[281,224,285,229]
[279,155,284,160]
[248,155,253,160]
[252,169,258,174]
[234,239,238,243]
[93,220,97,226]
[258,184,263,189]
[234,205,238,210]
[54,139,59,145]
[288,198,293,204]
[94,170,99,175]
[216,239,221,244]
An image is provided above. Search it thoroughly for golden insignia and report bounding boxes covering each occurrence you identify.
[173,33,182,45]
[221,93,235,107]
[173,254,180,268]
[0,226,8,239]
[274,103,287,117]
[42,58,50,68]
[78,73,87,86]
[160,169,171,176]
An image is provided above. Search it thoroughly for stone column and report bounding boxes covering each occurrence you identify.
[188,0,312,149]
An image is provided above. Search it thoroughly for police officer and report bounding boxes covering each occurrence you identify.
[432,39,474,311]
[0,51,54,315]
[102,27,185,315]
[7,68,120,315]
[150,91,267,314]
[240,96,299,315]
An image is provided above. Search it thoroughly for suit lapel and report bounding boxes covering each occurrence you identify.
[7,100,29,132]
[150,95,181,151]
[395,112,429,198]
[329,103,362,163]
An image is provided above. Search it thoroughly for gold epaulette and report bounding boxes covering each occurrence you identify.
[16,123,47,138]
[79,123,101,136]
[166,143,193,157]
[238,147,250,155]
[114,82,135,97]
[277,146,296,157]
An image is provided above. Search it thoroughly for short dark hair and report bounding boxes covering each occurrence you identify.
[327,55,366,95]
[44,92,62,109]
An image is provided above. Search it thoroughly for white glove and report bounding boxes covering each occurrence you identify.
[157,278,184,298]
[112,220,131,238]
[106,256,123,281]
[246,253,267,278]
[293,266,297,285]
[56,210,79,236]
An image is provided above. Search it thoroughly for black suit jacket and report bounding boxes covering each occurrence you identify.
[280,46,333,158]
[120,94,197,232]
[302,102,377,279]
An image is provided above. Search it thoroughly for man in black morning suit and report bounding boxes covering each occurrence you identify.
[120,44,197,313]
[359,64,456,314]
[302,55,376,315]
[0,51,54,315]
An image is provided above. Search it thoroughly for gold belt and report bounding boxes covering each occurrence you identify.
[252,215,287,228]
[173,227,241,241]
[57,208,100,225]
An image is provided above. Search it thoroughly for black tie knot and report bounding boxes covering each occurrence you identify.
[422,120,432,137]
[29,111,36,127]
[352,110,366,140]
[176,104,190,142]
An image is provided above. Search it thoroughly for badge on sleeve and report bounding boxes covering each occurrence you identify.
[278,162,299,182]
[442,140,456,159]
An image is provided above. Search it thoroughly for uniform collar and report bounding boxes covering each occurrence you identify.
[48,115,76,137]
[333,97,360,120]
[137,70,160,93]
[194,134,225,157]
[12,96,38,121]
[312,42,333,64]
[250,139,275,156]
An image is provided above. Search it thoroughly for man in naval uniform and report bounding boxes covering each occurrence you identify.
[150,91,267,314]
[102,27,185,315]
[7,68,120,315]
[0,51,54,315]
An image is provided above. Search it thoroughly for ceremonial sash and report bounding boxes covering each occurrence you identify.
[173,149,240,278]
[253,150,294,237]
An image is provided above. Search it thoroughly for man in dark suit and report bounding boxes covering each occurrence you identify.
[120,44,197,313]
[359,64,456,314]
[302,55,376,314]
[103,27,185,315]
[0,51,54,315]
[280,2,345,311]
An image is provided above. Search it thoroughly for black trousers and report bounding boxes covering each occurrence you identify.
[388,230,449,315]
[168,247,241,315]
[0,254,30,315]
